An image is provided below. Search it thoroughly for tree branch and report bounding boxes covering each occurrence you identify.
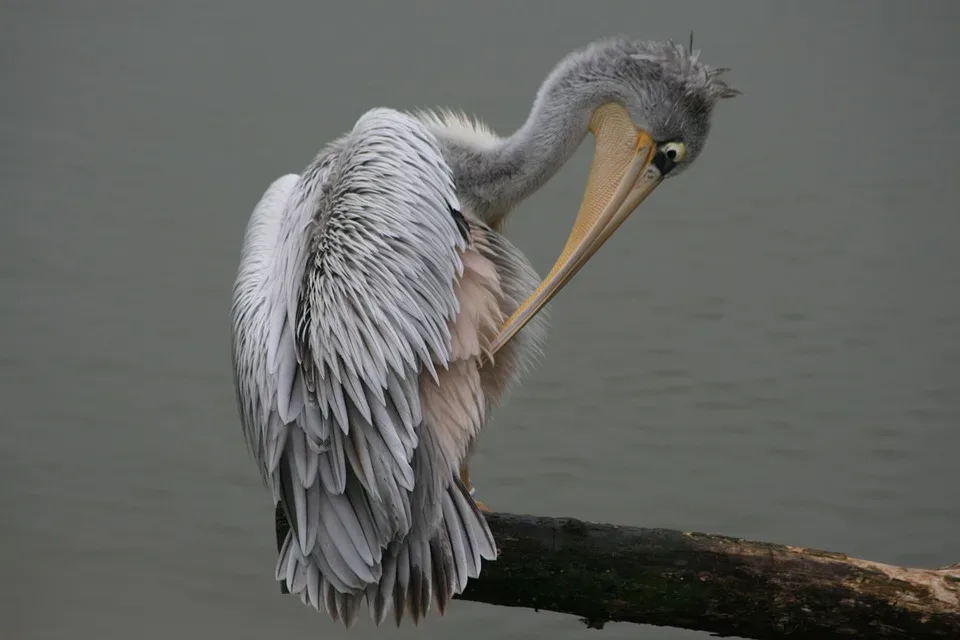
[457,513,960,639]
[274,507,959,638]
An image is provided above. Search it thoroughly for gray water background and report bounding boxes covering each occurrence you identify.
[2,1,958,638]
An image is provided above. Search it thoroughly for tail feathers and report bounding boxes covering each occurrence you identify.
[274,475,497,627]
[367,475,497,626]
[276,530,366,627]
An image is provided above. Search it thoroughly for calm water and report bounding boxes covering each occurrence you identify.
[2,2,958,638]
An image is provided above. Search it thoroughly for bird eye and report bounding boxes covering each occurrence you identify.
[661,141,686,163]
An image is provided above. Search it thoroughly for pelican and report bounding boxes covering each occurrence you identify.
[231,37,737,627]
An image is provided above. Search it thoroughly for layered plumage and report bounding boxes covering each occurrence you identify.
[231,109,547,626]
[231,36,735,628]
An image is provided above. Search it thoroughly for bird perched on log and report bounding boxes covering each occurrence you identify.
[230,36,737,627]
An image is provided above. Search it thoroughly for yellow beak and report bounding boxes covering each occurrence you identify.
[487,103,664,356]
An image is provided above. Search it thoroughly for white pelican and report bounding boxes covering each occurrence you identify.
[231,37,737,627]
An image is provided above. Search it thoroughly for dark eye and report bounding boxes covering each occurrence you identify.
[662,141,686,163]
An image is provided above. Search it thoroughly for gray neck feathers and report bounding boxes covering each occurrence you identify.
[435,59,615,222]
[431,38,737,223]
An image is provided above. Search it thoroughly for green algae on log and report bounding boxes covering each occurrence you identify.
[275,507,959,638]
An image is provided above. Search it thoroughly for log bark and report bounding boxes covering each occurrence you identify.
[274,507,960,638]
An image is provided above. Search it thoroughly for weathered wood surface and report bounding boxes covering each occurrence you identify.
[458,513,960,638]
[275,508,960,638]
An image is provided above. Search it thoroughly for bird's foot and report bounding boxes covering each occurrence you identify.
[467,485,491,513]
[460,463,491,512]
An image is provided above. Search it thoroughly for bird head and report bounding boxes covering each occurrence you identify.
[489,38,739,354]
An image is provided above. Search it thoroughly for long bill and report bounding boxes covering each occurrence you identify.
[486,103,665,358]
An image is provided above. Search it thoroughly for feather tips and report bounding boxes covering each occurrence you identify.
[231,108,550,628]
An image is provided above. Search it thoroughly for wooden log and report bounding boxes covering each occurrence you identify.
[458,513,960,638]
[274,507,960,638]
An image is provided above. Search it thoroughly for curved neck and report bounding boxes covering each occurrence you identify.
[436,73,613,224]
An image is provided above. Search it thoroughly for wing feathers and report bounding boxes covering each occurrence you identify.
[264,416,287,474]
[317,492,377,585]
[441,491,468,591]
[328,374,350,436]
[306,563,320,610]
[300,397,329,454]
[232,110,538,628]
[289,428,308,486]
[325,421,347,494]
[430,535,455,614]
[275,323,300,423]
[330,492,376,570]
[305,481,320,554]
